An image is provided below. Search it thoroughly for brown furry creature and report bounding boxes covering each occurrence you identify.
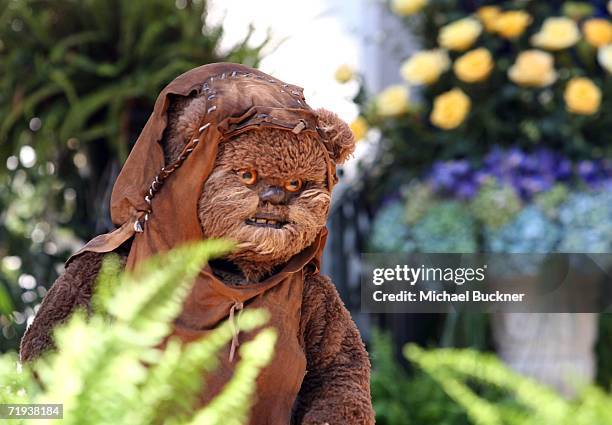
[20,64,374,425]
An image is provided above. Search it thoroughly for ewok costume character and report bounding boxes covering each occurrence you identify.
[20,63,375,425]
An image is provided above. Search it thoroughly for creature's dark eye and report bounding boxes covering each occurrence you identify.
[239,169,257,185]
[284,178,303,193]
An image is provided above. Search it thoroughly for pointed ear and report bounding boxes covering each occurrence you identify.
[162,93,202,165]
[316,108,356,165]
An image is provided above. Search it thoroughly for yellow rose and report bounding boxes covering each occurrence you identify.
[350,116,369,141]
[334,64,354,83]
[400,49,450,85]
[598,44,612,73]
[494,11,532,39]
[391,0,428,16]
[564,77,602,115]
[430,88,471,130]
[583,19,612,47]
[508,50,557,87]
[531,17,580,50]
[477,6,501,32]
[453,48,494,83]
[438,17,482,51]
[376,85,410,116]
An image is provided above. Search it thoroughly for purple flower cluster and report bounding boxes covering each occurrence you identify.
[428,147,612,200]
[428,160,478,200]
[576,159,612,190]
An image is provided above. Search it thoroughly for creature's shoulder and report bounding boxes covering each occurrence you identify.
[301,272,346,317]
[64,245,129,289]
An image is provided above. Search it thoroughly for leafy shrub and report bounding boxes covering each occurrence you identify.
[0,0,267,351]
[596,313,612,389]
[371,330,471,425]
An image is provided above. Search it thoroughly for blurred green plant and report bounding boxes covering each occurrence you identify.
[370,330,471,425]
[470,179,522,230]
[0,239,278,425]
[0,0,265,163]
[533,184,569,219]
[0,0,267,351]
[597,313,612,390]
[406,344,612,425]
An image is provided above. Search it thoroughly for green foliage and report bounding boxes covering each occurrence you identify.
[0,0,267,352]
[371,330,471,425]
[406,345,612,425]
[596,313,612,390]
[0,240,278,425]
[0,0,265,162]
[439,312,491,350]
[533,184,570,219]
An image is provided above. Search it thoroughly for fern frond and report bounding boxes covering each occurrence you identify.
[188,328,278,425]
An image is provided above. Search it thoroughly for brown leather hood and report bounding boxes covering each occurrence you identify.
[68,62,336,264]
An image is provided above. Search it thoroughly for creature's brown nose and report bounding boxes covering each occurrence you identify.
[260,186,286,205]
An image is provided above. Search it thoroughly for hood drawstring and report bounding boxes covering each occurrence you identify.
[228,301,244,362]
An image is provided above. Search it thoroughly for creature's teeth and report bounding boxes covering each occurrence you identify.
[256,218,266,224]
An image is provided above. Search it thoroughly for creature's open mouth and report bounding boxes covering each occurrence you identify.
[245,213,287,229]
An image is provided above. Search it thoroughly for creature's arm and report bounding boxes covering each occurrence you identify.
[293,273,375,425]
[19,251,124,362]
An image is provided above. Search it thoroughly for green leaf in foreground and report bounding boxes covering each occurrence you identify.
[0,240,276,425]
[405,345,612,425]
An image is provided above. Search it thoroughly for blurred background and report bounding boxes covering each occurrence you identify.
[1,0,611,423]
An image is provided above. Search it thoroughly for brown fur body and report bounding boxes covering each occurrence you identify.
[20,91,375,424]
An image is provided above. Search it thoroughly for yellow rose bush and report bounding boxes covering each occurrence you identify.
[477,6,501,32]
[531,17,581,50]
[494,10,532,39]
[508,50,557,87]
[564,77,602,115]
[348,0,611,187]
[438,17,482,51]
[400,49,450,85]
[583,18,612,47]
[353,1,612,295]
[598,44,612,73]
[454,48,493,83]
[430,88,471,129]
[375,85,410,116]
[334,64,354,83]
[350,116,369,141]
[391,0,427,16]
